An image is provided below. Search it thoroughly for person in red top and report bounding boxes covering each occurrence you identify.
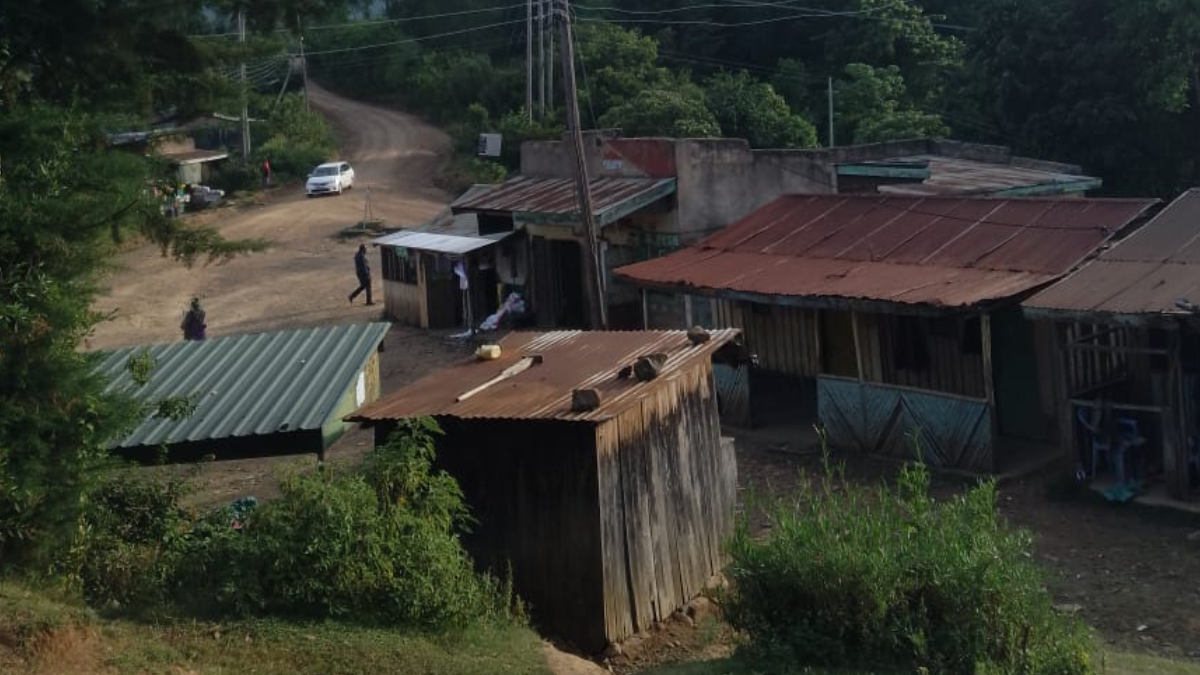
[261,159,271,188]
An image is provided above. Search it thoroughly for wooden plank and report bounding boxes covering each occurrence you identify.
[851,310,865,382]
[1067,343,1169,356]
[613,409,655,635]
[1167,330,1187,500]
[981,311,998,473]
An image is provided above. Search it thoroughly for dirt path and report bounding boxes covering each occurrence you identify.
[87,82,451,350]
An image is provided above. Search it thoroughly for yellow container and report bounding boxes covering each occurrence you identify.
[475,344,502,360]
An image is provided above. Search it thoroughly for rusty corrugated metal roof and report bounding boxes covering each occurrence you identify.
[348,329,739,423]
[875,155,1101,196]
[1025,189,1200,317]
[616,195,1157,310]
[451,175,676,225]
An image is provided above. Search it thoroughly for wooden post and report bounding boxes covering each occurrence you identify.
[557,0,607,329]
[641,289,649,329]
[813,310,824,375]
[1055,323,1076,467]
[684,295,694,327]
[850,310,865,382]
[1167,328,1187,499]
[981,311,998,472]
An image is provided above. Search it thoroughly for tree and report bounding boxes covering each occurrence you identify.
[771,58,810,114]
[575,23,675,114]
[705,70,818,148]
[598,88,721,138]
[835,63,949,144]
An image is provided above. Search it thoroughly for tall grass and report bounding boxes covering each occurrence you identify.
[723,447,1092,675]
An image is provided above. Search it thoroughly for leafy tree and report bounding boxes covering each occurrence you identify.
[576,23,675,113]
[835,63,949,144]
[771,58,810,114]
[0,108,265,568]
[705,70,818,148]
[598,87,721,138]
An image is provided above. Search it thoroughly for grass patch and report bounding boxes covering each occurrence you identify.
[1,579,551,675]
[1103,650,1200,675]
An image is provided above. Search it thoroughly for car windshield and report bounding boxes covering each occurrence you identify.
[312,166,338,177]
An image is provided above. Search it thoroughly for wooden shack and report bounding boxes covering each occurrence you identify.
[618,195,1157,474]
[349,329,741,651]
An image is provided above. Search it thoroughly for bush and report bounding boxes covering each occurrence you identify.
[208,160,259,194]
[77,419,517,629]
[80,475,191,606]
[723,458,1093,675]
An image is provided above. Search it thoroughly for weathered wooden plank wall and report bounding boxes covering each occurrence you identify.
[381,279,423,327]
[712,300,820,378]
[595,360,736,644]
[876,314,986,398]
[713,363,752,427]
[432,418,607,652]
[818,375,993,471]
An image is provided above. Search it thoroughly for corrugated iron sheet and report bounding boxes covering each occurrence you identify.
[159,149,229,165]
[372,229,509,255]
[451,175,675,220]
[349,329,740,423]
[1025,189,1200,315]
[96,322,391,448]
[616,195,1156,309]
[876,155,1099,196]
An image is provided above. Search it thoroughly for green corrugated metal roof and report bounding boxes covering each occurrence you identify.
[97,322,391,449]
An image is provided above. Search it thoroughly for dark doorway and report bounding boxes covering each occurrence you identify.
[531,237,586,328]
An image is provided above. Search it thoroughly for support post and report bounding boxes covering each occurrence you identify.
[850,310,865,382]
[684,294,694,327]
[827,77,835,148]
[526,0,533,119]
[557,0,606,329]
[641,288,649,329]
[1167,328,1187,499]
[981,311,998,472]
[537,0,546,117]
[238,9,251,158]
[1055,323,1076,467]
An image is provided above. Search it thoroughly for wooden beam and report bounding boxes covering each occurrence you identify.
[1055,323,1075,465]
[850,311,865,382]
[1066,343,1169,356]
[1167,329,1187,499]
[641,288,649,329]
[1069,399,1166,414]
[980,311,998,472]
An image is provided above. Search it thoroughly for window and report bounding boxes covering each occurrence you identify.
[892,316,930,370]
[382,246,418,285]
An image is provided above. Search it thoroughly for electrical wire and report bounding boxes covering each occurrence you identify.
[292,18,527,57]
[189,3,527,37]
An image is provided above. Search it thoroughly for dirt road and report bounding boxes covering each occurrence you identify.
[87,82,451,350]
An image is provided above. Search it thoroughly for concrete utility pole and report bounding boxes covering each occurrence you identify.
[547,6,554,111]
[827,76,835,148]
[299,19,310,112]
[526,0,533,119]
[537,0,546,117]
[556,0,606,329]
[239,9,251,158]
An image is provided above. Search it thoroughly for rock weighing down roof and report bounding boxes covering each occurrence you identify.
[96,322,391,449]
[350,329,740,424]
[617,195,1157,310]
[1025,189,1200,318]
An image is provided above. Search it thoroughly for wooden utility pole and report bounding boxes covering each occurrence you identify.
[827,76,835,148]
[238,9,251,157]
[556,0,606,328]
[526,0,533,119]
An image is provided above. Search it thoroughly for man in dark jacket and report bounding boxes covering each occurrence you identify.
[348,244,373,305]
[181,297,207,340]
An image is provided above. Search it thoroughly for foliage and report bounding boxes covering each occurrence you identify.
[771,58,810,114]
[576,23,676,113]
[723,459,1093,675]
[450,104,562,172]
[255,93,336,180]
[599,87,721,138]
[704,70,818,148]
[305,22,420,100]
[836,63,949,144]
[407,51,523,125]
[76,421,518,630]
[0,107,263,569]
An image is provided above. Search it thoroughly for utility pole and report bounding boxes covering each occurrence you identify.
[537,0,546,117]
[547,6,554,112]
[526,0,533,119]
[827,76,835,148]
[299,19,310,112]
[556,0,606,329]
[238,9,251,158]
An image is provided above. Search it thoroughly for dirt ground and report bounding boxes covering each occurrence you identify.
[87,81,451,351]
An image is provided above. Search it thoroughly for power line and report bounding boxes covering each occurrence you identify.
[292,19,527,57]
[189,3,526,37]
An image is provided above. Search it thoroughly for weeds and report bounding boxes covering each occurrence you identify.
[723,445,1093,675]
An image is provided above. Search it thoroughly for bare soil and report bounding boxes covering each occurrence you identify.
[87,81,451,351]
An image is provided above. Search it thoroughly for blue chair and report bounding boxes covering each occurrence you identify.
[1077,407,1113,479]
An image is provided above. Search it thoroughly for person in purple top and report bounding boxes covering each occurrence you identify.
[181,297,207,341]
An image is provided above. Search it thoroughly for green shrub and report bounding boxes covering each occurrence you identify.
[173,419,517,628]
[208,160,259,194]
[723,457,1093,675]
[80,475,191,606]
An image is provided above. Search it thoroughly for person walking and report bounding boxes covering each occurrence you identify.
[348,244,373,305]
[261,159,271,189]
[181,297,207,341]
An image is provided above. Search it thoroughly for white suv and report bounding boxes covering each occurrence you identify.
[306,161,355,197]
